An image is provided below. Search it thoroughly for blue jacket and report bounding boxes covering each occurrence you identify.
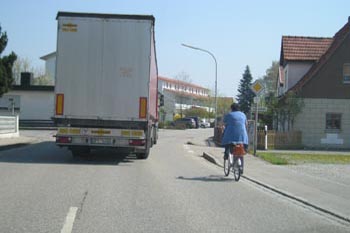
[221,111,248,145]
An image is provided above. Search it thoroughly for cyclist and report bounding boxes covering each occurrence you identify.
[221,103,248,173]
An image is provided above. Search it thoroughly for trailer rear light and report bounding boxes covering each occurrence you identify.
[129,139,145,146]
[56,94,64,115]
[139,97,147,119]
[56,136,72,144]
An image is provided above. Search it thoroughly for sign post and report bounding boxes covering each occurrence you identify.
[250,80,265,156]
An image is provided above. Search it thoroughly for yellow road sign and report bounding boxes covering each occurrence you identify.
[250,80,264,95]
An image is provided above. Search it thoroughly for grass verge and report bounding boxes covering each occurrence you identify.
[257,152,350,165]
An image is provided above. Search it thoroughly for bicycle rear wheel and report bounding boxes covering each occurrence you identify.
[224,156,230,176]
[233,157,241,181]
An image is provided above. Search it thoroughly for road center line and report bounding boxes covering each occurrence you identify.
[61,207,78,233]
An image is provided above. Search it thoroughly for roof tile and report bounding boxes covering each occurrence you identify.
[282,36,333,61]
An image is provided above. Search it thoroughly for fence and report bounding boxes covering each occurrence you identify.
[214,126,302,150]
[257,130,303,149]
[0,115,19,138]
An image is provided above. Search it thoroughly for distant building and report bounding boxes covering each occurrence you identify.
[40,51,56,82]
[158,76,212,122]
[277,17,350,149]
[0,73,54,124]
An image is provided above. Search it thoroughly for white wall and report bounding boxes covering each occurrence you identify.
[284,62,313,91]
[6,91,54,120]
[45,56,56,81]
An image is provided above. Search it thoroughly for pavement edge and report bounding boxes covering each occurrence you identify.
[201,151,350,225]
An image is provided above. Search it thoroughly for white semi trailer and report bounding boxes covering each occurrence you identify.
[53,12,159,159]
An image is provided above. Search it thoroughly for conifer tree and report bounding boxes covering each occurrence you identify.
[0,25,17,97]
[236,65,255,115]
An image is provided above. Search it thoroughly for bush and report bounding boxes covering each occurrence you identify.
[158,122,165,129]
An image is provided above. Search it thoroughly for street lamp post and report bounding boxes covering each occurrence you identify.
[181,43,218,128]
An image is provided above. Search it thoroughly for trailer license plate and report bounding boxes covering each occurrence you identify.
[91,138,111,145]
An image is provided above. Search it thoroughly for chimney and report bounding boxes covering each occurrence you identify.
[20,72,34,87]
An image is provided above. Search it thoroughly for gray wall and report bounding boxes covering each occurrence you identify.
[293,98,350,149]
[301,33,350,98]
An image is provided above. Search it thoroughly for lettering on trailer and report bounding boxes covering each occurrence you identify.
[58,128,81,135]
[91,129,111,136]
[120,67,133,78]
[62,23,78,32]
[121,130,143,137]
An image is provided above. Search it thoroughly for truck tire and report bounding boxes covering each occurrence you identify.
[136,151,149,159]
[153,127,157,145]
[137,129,151,159]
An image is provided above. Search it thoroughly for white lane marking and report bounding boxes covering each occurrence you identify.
[61,207,78,233]
[188,150,194,153]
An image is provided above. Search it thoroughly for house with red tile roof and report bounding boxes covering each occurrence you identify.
[277,17,350,149]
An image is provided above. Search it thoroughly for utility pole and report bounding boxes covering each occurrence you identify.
[250,80,265,156]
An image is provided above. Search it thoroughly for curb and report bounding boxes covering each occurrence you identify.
[20,127,57,131]
[202,152,218,165]
[201,151,350,225]
[0,138,38,152]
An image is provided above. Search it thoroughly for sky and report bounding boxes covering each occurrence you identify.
[1,0,349,98]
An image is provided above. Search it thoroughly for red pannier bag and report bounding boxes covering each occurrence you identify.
[233,144,246,157]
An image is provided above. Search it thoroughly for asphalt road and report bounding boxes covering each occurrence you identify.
[0,129,349,233]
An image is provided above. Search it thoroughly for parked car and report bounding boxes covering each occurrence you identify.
[187,116,200,128]
[171,118,196,128]
[200,121,211,128]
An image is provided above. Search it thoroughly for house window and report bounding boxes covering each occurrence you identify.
[326,113,341,130]
[343,63,350,83]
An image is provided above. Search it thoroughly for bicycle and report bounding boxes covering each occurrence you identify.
[224,143,245,181]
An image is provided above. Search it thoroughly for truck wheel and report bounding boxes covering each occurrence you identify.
[153,127,157,145]
[136,152,149,159]
[136,138,150,159]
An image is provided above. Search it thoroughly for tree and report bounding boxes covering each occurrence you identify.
[0,25,17,97]
[261,61,279,94]
[217,96,234,117]
[12,57,53,85]
[284,92,304,131]
[12,57,31,84]
[183,107,209,118]
[265,91,304,131]
[175,71,192,118]
[236,65,255,115]
[255,61,279,128]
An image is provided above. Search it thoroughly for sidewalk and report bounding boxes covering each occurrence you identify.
[191,136,350,223]
[178,127,350,223]
[0,135,38,151]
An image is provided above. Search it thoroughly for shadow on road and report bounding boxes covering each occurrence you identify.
[177,175,233,182]
[0,141,139,166]
[0,143,33,152]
